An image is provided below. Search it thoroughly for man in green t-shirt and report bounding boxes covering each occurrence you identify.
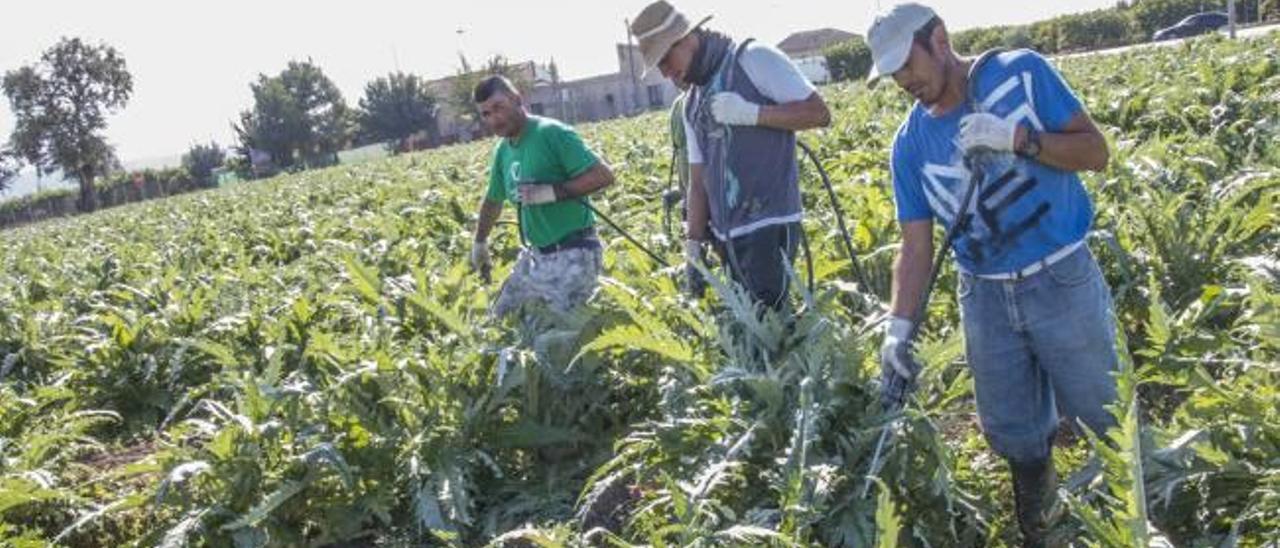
[469,76,616,318]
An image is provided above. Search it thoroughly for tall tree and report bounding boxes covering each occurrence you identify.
[182,142,226,187]
[823,36,873,83]
[358,72,439,151]
[234,60,351,171]
[2,37,132,212]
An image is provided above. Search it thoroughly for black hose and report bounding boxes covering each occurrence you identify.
[799,226,815,294]
[584,201,671,268]
[663,146,678,249]
[797,140,871,293]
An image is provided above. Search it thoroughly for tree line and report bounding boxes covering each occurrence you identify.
[824,0,1279,82]
[0,38,529,213]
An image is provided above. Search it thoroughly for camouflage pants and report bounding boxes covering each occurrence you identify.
[491,245,603,319]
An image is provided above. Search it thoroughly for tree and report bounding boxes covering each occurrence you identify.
[2,37,132,212]
[823,36,873,83]
[358,72,439,151]
[234,60,351,171]
[182,142,226,187]
[0,148,19,192]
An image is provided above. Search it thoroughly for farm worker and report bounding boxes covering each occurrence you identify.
[630,1,831,310]
[868,3,1117,546]
[468,75,616,318]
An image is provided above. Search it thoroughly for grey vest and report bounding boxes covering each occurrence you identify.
[686,39,802,241]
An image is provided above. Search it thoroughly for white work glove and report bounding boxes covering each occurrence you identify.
[958,113,1018,155]
[684,240,705,264]
[684,240,708,298]
[470,240,492,273]
[709,92,761,126]
[879,316,921,406]
[518,184,557,205]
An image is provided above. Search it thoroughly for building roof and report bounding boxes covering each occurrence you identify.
[777,28,859,57]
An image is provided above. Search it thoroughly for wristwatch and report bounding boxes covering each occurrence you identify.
[1017,127,1042,159]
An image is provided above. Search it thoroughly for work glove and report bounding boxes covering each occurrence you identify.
[879,316,922,408]
[958,113,1018,155]
[518,184,557,205]
[709,92,761,126]
[471,240,492,280]
[684,239,708,298]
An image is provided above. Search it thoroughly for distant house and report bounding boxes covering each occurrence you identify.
[535,45,678,126]
[777,28,859,85]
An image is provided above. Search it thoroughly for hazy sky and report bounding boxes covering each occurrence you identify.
[0,0,1115,164]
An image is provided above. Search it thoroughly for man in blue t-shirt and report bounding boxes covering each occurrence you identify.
[867,4,1118,545]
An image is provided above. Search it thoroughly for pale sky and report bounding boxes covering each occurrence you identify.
[0,0,1116,165]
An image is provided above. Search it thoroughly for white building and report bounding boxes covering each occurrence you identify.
[777,28,859,85]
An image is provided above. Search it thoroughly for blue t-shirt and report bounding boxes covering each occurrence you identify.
[890,49,1092,275]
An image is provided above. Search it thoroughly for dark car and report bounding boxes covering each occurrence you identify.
[1153,12,1230,41]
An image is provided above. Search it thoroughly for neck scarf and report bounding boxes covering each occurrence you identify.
[687,30,733,87]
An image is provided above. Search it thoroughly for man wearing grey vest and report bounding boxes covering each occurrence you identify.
[630,1,831,310]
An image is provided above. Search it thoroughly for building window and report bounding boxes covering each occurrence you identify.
[647,85,663,108]
[530,103,545,115]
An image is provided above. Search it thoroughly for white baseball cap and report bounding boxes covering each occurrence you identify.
[866,2,938,82]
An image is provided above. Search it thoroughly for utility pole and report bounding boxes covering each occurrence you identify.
[625,18,643,115]
[456,28,468,68]
[1229,0,1238,38]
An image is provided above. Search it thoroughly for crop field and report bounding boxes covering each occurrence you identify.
[0,35,1277,547]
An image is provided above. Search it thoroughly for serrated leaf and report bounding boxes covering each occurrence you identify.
[219,479,308,531]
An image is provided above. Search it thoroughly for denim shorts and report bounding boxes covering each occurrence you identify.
[957,246,1120,463]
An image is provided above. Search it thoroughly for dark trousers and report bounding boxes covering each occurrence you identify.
[714,222,801,310]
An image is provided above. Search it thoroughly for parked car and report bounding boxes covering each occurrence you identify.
[1153,12,1230,41]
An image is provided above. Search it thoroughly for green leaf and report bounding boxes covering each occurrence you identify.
[874,480,901,548]
[158,510,209,548]
[219,479,308,531]
[0,477,67,515]
[405,291,466,334]
[573,324,693,371]
[343,255,382,305]
[192,338,239,368]
[492,420,587,448]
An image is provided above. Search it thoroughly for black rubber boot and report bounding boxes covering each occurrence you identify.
[1010,458,1057,548]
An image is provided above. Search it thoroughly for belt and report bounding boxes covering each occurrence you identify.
[971,241,1085,281]
[536,227,600,255]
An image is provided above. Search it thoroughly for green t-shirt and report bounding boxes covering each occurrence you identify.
[485,115,599,248]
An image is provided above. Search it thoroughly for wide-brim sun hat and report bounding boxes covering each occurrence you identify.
[630,1,713,78]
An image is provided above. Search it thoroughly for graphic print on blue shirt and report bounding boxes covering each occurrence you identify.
[891,50,1094,275]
